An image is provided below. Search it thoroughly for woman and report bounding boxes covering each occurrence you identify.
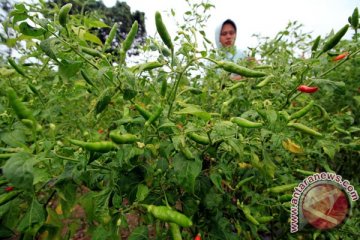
[214,19,246,80]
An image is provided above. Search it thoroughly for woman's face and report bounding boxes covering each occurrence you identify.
[220,23,236,47]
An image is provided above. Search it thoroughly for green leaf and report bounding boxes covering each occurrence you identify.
[17,199,45,232]
[123,88,137,100]
[19,22,46,37]
[210,172,224,193]
[0,68,16,77]
[0,129,27,148]
[3,152,34,191]
[91,225,112,240]
[174,105,211,121]
[83,32,103,45]
[59,60,83,79]
[128,226,148,240]
[136,184,149,202]
[39,38,59,63]
[84,18,109,28]
[211,120,236,138]
[261,150,276,179]
[173,154,202,193]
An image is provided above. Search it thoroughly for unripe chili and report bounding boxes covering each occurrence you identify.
[69,139,117,153]
[265,183,297,194]
[144,204,193,227]
[186,132,210,145]
[135,103,152,120]
[8,57,28,78]
[289,100,314,120]
[169,223,182,240]
[217,61,267,78]
[311,35,321,53]
[256,75,274,88]
[237,201,259,225]
[109,132,138,144]
[104,22,118,51]
[230,117,263,128]
[122,21,138,53]
[80,70,96,87]
[80,46,105,59]
[0,190,21,206]
[287,122,323,137]
[351,7,359,29]
[155,11,174,52]
[321,24,349,54]
[145,106,163,127]
[7,88,34,121]
[58,3,72,28]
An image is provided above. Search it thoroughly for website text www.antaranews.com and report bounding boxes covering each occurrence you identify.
[290,172,359,233]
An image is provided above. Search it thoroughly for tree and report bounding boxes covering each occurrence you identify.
[46,0,146,51]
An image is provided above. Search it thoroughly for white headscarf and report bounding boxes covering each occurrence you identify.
[214,19,245,62]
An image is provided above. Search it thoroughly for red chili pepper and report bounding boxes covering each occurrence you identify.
[297,85,318,93]
[5,186,14,192]
[194,233,201,240]
[332,52,349,61]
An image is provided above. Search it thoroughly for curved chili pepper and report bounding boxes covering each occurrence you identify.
[297,85,318,93]
[332,52,349,61]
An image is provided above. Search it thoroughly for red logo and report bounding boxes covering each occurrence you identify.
[301,183,350,230]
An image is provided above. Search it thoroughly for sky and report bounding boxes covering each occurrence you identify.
[102,0,359,50]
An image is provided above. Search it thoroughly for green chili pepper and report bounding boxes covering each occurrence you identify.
[169,223,182,240]
[295,169,317,176]
[256,75,274,88]
[80,70,96,87]
[256,216,274,224]
[217,61,267,78]
[0,153,14,159]
[265,183,297,194]
[0,190,21,206]
[278,194,293,202]
[58,3,72,28]
[140,61,164,71]
[351,7,359,29]
[235,176,255,189]
[160,78,167,97]
[69,139,116,153]
[179,143,195,160]
[289,100,314,120]
[144,204,193,227]
[230,117,263,128]
[80,46,105,59]
[320,24,349,54]
[287,122,323,137]
[104,22,118,51]
[236,201,259,225]
[228,82,244,91]
[8,57,28,78]
[145,106,163,127]
[109,132,138,144]
[311,35,321,53]
[95,94,111,115]
[122,21,138,53]
[155,11,174,52]
[186,132,210,145]
[135,103,152,120]
[7,88,34,121]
